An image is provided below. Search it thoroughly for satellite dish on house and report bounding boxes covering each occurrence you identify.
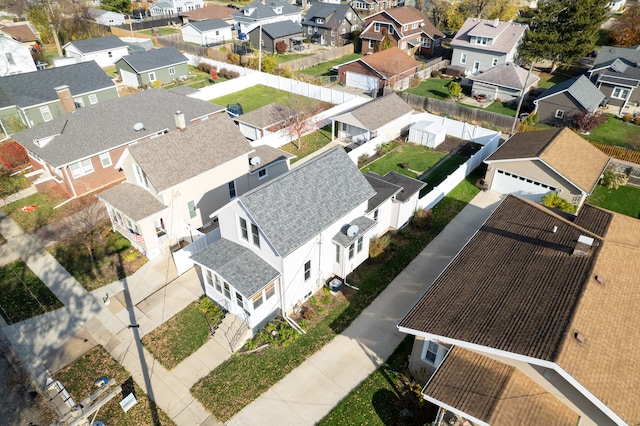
[133,122,144,131]
[250,156,261,166]
[346,225,359,237]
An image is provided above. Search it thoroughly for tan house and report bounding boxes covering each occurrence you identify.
[97,112,293,259]
[483,128,609,209]
[398,195,640,426]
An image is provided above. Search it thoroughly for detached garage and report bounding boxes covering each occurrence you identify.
[483,127,610,210]
[346,71,379,92]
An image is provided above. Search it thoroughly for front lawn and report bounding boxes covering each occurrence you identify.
[360,144,447,178]
[587,184,640,218]
[0,171,28,198]
[209,84,311,113]
[582,115,640,149]
[48,221,147,291]
[300,53,362,76]
[54,345,175,425]
[405,78,454,100]
[319,336,437,426]
[192,170,482,421]
[0,260,63,324]
[141,300,210,370]
[279,125,333,163]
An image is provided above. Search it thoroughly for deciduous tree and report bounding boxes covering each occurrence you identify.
[273,97,323,150]
[609,3,640,47]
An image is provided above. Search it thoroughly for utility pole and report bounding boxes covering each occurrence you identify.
[510,60,535,137]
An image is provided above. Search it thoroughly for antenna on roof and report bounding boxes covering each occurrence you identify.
[346,225,359,237]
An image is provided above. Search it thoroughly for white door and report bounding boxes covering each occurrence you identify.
[472,61,480,74]
[346,71,379,92]
[490,170,551,202]
[120,69,139,87]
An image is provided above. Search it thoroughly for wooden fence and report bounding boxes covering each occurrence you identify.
[389,58,449,91]
[400,92,515,132]
[277,44,355,71]
[590,141,640,165]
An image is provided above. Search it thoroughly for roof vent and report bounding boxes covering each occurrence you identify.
[492,18,499,27]
[552,225,557,233]
[133,122,145,132]
[595,275,604,285]
[574,332,585,345]
[572,235,595,256]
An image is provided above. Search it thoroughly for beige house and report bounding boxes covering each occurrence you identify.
[483,128,609,209]
[98,113,292,259]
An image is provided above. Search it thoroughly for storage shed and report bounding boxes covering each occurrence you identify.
[408,120,446,148]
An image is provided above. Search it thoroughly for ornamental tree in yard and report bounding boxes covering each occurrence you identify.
[574,111,607,134]
[0,141,28,170]
[609,3,640,47]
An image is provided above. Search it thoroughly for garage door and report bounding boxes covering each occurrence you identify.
[120,69,139,87]
[490,169,555,202]
[346,72,379,91]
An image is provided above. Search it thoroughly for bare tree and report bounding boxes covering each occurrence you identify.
[273,97,324,150]
[71,197,108,265]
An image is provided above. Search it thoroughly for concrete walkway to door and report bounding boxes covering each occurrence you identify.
[228,190,504,426]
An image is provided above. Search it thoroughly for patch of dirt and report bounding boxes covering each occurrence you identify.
[457,141,483,158]
[291,285,355,329]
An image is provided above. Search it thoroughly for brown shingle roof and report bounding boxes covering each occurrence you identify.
[486,128,610,193]
[426,347,579,425]
[234,103,285,129]
[363,6,444,40]
[360,47,421,78]
[180,5,233,21]
[0,22,38,42]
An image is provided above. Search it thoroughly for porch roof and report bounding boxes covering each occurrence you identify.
[332,216,376,247]
[190,238,280,298]
[97,182,166,221]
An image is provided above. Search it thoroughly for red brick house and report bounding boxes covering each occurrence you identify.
[359,6,444,56]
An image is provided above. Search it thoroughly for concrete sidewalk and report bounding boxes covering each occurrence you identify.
[228,190,504,426]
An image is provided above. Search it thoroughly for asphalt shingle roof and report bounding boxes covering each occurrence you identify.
[0,61,116,109]
[129,114,253,193]
[473,62,540,90]
[451,18,527,54]
[535,75,605,113]
[12,89,224,168]
[186,19,230,32]
[234,103,285,129]
[234,0,300,20]
[191,238,280,298]
[249,145,294,173]
[64,35,128,53]
[0,22,38,42]
[97,182,166,221]
[592,45,640,68]
[364,172,402,212]
[332,216,376,247]
[378,171,425,201]
[239,147,376,257]
[332,93,413,132]
[116,47,188,73]
[254,21,302,39]
[358,47,421,79]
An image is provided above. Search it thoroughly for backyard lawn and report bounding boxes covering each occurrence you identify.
[299,53,362,76]
[582,115,640,149]
[279,126,333,163]
[360,144,446,178]
[536,72,570,89]
[0,260,63,324]
[405,78,454,100]
[54,345,175,425]
[273,53,312,64]
[137,27,180,36]
[191,170,483,421]
[209,84,311,112]
[48,221,147,291]
[141,300,210,370]
[587,184,640,218]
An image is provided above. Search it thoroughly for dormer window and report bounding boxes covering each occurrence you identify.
[374,22,380,32]
[412,22,418,29]
[389,26,394,34]
[403,24,408,31]
[272,6,282,13]
[244,7,255,15]
[475,36,489,45]
[316,18,324,24]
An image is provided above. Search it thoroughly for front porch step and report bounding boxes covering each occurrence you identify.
[211,312,251,353]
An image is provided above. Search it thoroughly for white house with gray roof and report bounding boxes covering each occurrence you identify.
[181,19,232,46]
[450,18,527,75]
[150,0,204,17]
[97,113,293,259]
[12,89,225,201]
[63,36,129,67]
[233,0,302,34]
[0,34,36,76]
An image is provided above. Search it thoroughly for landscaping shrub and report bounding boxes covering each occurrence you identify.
[601,165,629,189]
[575,111,607,133]
[412,209,433,230]
[243,317,300,350]
[375,141,396,157]
[431,69,442,78]
[541,192,577,213]
[448,81,462,99]
[0,170,28,198]
[369,235,392,258]
[357,153,369,168]
[227,53,240,65]
[320,294,331,305]
[198,296,225,330]
[197,61,212,73]
[275,40,287,54]
[0,141,28,170]
[622,114,633,123]
[219,68,240,79]
[634,116,640,126]
[150,80,162,89]
[2,116,27,134]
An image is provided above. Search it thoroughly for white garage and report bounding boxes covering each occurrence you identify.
[490,169,555,202]
[120,69,139,87]
[346,71,379,92]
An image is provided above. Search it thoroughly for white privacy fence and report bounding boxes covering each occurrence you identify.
[173,227,221,275]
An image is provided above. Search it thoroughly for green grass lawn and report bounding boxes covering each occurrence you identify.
[300,53,362,76]
[137,27,180,36]
[48,221,147,291]
[55,345,175,425]
[0,260,63,324]
[582,115,640,149]
[361,144,447,178]
[319,336,437,425]
[536,72,570,89]
[420,154,468,196]
[405,78,454,100]
[0,172,28,198]
[141,301,210,370]
[209,84,310,112]
[587,184,640,218]
[1,191,68,233]
[192,170,482,421]
[279,126,333,163]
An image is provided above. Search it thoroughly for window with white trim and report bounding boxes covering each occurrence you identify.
[335,243,340,263]
[149,72,156,82]
[251,223,260,247]
[108,51,113,58]
[368,40,374,49]
[424,341,439,364]
[74,97,85,108]
[252,291,263,309]
[423,38,431,48]
[357,236,363,253]
[389,26,394,35]
[492,58,498,66]
[168,67,176,75]
[265,282,275,299]
[223,281,231,299]
[401,41,406,49]
[40,106,52,122]
[134,163,148,188]
[5,53,14,65]
[374,209,378,221]
[374,22,380,32]
[99,152,112,168]
[348,243,354,259]
[460,53,467,65]
[412,22,418,29]
[214,273,222,293]
[403,24,408,31]
[342,28,346,34]
[304,260,311,281]
[187,200,197,219]
[88,94,98,104]
[228,180,236,199]
[612,87,630,100]
[555,109,564,118]
[308,26,312,35]
[239,217,248,240]
[475,36,489,45]
[69,159,94,178]
[235,291,244,309]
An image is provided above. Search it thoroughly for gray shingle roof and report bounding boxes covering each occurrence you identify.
[473,63,540,90]
[364,172,402,212]
[332,216,376,247]
[190,238,280,298]
[302,3,351,30]
[451,18,527,54]
[64,36,128,53]
[96,182,166,221]
[252,21,302,39]
[332,93,413,132]
[239,147,376,257]
[116,47,188,73]
[186,19,231,32]
[234,0,300,20]
[129,114,253,193]
[0,61,116,109]
[535,75,605,113]
[592,45,640,68]
[378,171,425,201]
[12,89,224,168]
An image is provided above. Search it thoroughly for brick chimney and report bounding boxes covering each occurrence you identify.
[175,111,186,131]
[54,85,76,114]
